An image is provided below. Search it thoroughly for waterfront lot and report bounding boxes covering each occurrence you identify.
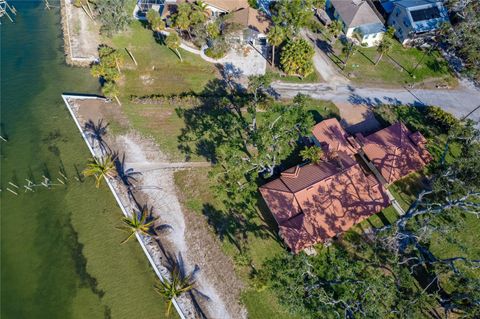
[108,21,218,97]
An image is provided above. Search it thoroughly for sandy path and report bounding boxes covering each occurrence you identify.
[71,98,246,319]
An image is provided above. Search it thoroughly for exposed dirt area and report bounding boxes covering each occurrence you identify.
[62,0,100,65]
[69,97,246,319]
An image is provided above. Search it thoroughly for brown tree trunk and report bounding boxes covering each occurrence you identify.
[375,52,383,65]
[271,45,275,66]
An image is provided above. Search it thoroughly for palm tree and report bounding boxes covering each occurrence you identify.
[154,267,195,317]
[300,146,324,164]
[342,41,357,68]
[102,81,121,105]
[328,20,343,44]
[165,32,183,62]
[117,208,157,244]
[146,8,165,36]
[267,26,285,66]
[82,155,117,188]
[375,37,393,65]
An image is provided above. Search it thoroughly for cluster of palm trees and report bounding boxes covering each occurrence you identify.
[82,150,195,316]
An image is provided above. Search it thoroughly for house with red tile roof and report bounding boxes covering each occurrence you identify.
[356,122,432,184]
[260,118,390,253]
[260,119,431,253]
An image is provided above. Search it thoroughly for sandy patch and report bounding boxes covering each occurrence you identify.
[69,97,246,319]
[62,0,100,65]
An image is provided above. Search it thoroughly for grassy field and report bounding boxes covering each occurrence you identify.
[108,21,218,97]
[330,40,456,88]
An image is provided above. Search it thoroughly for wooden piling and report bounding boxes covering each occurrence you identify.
[6,188,18,195]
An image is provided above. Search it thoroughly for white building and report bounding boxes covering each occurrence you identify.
[327,0,386,47]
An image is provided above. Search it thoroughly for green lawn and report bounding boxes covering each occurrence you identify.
[332,40,457,88]
[121,101,199,161]
[108,21,218,97]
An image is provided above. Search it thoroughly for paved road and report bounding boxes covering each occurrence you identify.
[272,79,480,123]
[302,30,349,86]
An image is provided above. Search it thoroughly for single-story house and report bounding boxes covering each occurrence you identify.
[386,0,449,45]
[327,0,386,47]
[260,119,431,253]
[356,122,432,184]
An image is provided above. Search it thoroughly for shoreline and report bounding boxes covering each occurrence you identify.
[61,95,245,319]
[61,94,188,319]
[59,0,98,67]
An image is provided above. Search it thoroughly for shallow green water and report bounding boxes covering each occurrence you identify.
[1,3,167,318]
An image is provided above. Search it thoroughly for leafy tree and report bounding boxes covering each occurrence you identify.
[117,208,157,244]
[95,0,130,36]
[146,9,165,34]
[173,3,192,39]
[91,45,122,82]
[267,25,285,66]
[206,22,221,39]
[375,26,395,65]
[154,267,195,316]
[172,2,207,41]
[375,36,393,65]
[300,145,323,164]
[442,0,480,82]
[426,106,460,132]
[165,32,183,62]
[327,20,343,43]
[342,40,358,67]
[102,81,120,102]
[270,0,314,37]
[280,38,315,78]
[82,155,117,188]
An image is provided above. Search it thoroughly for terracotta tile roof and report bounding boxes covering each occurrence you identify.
[312,118,357,156]
[361,122,432,184]
[260,119,390,253]
[260,161,390,253]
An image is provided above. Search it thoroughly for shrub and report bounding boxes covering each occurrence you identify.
[204,46,227,59]
[280,38,315,78]
[425,106,459,132]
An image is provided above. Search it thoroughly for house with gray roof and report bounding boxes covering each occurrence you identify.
[327,0,386,47]
[386,0,449,45]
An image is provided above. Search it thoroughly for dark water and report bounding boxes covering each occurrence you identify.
[1,2,166,318]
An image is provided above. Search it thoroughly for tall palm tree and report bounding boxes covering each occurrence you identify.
[154,267,195,317]
[117,208,157,244]
[342,41,358,68]
[376,37,393,65]
[267,26,285,66]
[165,32,183,62]
[328,20,343,44]
[82,155,117,188]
